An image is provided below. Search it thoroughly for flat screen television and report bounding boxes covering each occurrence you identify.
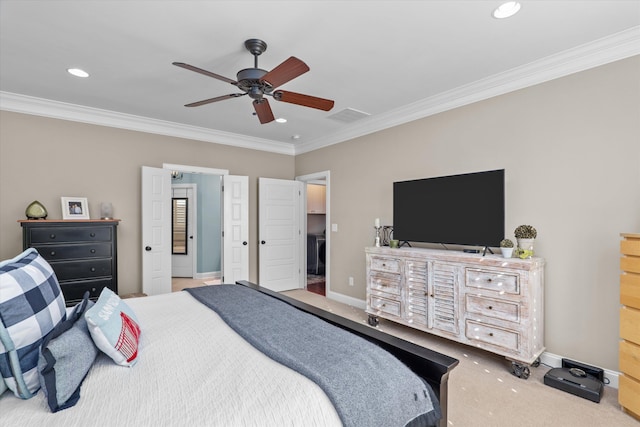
[393,169,504,248]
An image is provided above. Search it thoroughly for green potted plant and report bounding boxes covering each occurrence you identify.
[499,238,514,258]
[514,225,537,259]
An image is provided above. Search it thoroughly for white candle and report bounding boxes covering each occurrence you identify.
[374,218,380,228]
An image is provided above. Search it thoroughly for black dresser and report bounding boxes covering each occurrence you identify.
[20,220,119,305]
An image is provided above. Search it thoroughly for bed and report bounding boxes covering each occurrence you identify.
[1,266,458,426]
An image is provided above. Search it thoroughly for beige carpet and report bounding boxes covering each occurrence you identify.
[282,289,638,427]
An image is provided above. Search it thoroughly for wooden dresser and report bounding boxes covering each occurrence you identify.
[366,246,545,378]
[20,220,119,305]
[620,233,640,420]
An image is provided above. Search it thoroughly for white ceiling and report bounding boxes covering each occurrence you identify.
[1,1,639,155]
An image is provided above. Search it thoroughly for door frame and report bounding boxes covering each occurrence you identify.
[296,170,330,295]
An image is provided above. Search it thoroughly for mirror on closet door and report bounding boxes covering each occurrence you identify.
[172,197,188,255]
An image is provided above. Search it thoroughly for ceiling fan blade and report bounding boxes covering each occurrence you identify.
[185,93,245,107]
[253,99,275,124]
[273,90,334,111]
[173,62,237,85]
[260,57,309,89]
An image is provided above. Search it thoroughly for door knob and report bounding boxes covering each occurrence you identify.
[243,241,248,245]
[145,246,152,251]
[189,236,193,239]
[261,240,266,244]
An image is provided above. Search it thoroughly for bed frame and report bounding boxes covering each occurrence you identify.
[236,280,459,427]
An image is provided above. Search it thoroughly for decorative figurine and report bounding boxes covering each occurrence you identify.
[25,200,48,219]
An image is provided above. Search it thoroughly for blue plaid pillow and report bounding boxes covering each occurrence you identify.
[0,248,66,399]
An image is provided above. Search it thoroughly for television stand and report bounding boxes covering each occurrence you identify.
[399,240,411,248]
[365,246,545,378]
[482,246,494,256]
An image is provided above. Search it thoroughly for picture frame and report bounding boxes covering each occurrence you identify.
[61,197,90,220]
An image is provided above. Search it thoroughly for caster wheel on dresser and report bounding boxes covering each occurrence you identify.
[367,314,379,327]
[511,362,531,379]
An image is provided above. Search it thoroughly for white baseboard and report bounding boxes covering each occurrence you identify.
[539,351,619,389]
[326,290,366,310]
[195,271,221,280]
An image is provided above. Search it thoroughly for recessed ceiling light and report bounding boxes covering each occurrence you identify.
[291,134,301,140]
[67,68,89,78]
[275,118,287,123]
[492,1,521,19]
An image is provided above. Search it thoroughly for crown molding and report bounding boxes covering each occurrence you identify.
[0,92,295,155]
[1,27,638,157]
[295,26,640,154]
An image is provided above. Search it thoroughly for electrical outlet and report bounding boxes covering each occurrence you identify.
[348,277,354,286]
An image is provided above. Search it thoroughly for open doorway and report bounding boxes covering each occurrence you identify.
[297,171,330,297]
[164,164,225,292]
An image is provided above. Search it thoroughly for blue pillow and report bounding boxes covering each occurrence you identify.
[0,248,66,398]
[38,293,97,412]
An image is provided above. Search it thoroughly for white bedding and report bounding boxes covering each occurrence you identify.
[0,291,342,426]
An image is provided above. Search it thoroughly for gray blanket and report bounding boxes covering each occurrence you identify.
[186,285,440,427]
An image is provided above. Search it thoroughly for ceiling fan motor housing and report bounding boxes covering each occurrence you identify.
[237,68,271,99]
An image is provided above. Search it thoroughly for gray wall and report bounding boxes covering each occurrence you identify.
[0,114,294,292]
[296,56,640,372]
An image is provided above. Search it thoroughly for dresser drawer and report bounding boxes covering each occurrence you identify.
[465,295,520,323]
[369,271,401,296]
[465,269,519,294]
[465,320,519,351]
[619,375,640,418]
[370,256,401,273]
[370,295,401,318]
[621,256,640,274]
[27,226,113,243]
[621,306,640,344]
[32,243,112,261]
[620,340,640,380]
[51,259,113,281]
[61,279,114,304]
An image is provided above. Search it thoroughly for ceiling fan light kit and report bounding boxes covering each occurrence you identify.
[173,38,334,124]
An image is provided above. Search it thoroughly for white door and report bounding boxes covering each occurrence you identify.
[141,166,172,295]
[171,184,196,278]
[222,175,249,284]
[258,177,304,292]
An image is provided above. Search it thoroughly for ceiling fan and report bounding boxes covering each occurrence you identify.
[173,39,335,124]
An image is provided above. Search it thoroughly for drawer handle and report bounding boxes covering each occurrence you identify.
[90,267,96,272]
[489,332,494,337]
[49,234,56,239]
[89,233,96,238]
[487,278,492,282]
[382,263,386,267]
[488,305,493,310]
[90,249,96,254]
[92,287,97,292]
[50,251,56,256]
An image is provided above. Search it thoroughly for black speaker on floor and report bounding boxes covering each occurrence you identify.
[544,367,604,403]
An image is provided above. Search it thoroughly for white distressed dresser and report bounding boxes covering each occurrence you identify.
[365,246,545,378]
